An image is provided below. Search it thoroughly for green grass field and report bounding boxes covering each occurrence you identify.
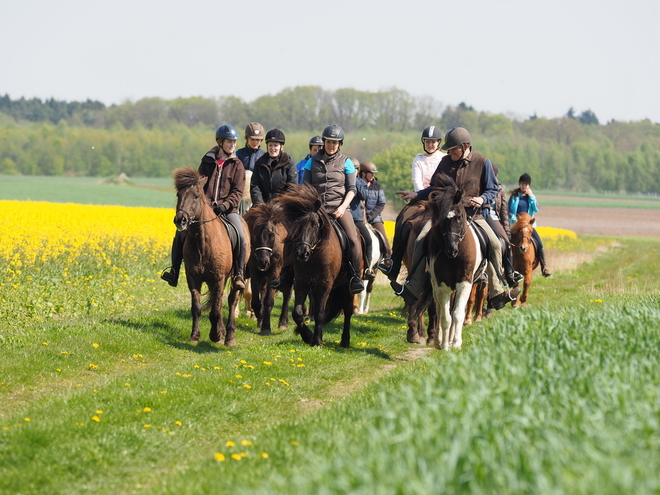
[2,180,660,494]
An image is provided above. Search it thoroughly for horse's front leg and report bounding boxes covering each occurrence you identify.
[311,291,330,347]
[208,282,226,345]
[433,285,452,350]
[225,283,239,347]
[292,283,313,345]
[250,273,265,326]
[450,282,472,350]
[277,286,292,330]
[189,283,203,343]
[260,282,276,336]
[426,301,438,345]
[406,303,426,344]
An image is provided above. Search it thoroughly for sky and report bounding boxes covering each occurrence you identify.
[1,0,659,123]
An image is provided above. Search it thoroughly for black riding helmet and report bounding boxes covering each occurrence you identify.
[265,128,286,144]
[441,127,471,151]
[322,125,345,143]
[308,135,323,149]
[421,126,443,153]
[519,173,532,184]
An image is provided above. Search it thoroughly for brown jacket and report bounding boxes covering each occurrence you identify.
[198,146,245,215]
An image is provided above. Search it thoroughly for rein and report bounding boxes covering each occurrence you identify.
[176,208,219,226]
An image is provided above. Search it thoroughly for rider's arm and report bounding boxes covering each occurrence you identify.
[412,158,424,192]
[479,159,499,206]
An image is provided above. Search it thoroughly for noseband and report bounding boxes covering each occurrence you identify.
[176,207,218,225]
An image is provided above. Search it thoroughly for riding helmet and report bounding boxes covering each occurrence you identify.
[244,122,265,140]
[215,124,239,141]
[265,128,286,144]
[359,161,378,174]
[308,135,323,148]
[441,127,472,150]
[421,126,443,141]
[322,125,345,142]
[519,173,532,185]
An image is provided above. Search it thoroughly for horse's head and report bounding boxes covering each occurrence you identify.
[244,203,285,272]
[296,212,322,262]
[430,183,466,259]
[173,167,208,232]
[512,213,535,254]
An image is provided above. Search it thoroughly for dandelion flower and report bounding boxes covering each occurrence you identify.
[144,424,151,428]
[242,384,252,389]
[259,452,269,459]
[240,360,247,364]
[91,416,100,422]
[24,418,31,422]
[95,410,103,414]
[92,343,99,348]
[241,440,252,446]
[263,361,272,366]
[291,441,298,446]
[143,407,151,412]
[235,375,242,379]
[174,421,182,426]
[42,342,48,346]
[226,441,235,447]
[231,454,242,461]
[124,383,130,386]
[214,453,226,462]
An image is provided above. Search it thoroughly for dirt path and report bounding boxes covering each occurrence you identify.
[537,206,660,237]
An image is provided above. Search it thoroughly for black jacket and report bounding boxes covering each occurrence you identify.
[250,151,297,205]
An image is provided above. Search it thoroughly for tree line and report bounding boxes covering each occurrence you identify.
[1,88,659,194]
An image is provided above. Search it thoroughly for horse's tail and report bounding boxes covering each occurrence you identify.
[323,286,345,324]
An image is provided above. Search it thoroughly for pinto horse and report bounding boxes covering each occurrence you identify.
[421,174,484,350]
[275,185,357,348]
[244,202,292,335]
[510,212,538,307]
[356,223,382,315]
[173,167,250,346]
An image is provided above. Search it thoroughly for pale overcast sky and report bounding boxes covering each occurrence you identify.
[1,0,658,123]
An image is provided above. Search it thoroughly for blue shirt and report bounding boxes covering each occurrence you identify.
[304,157,356,173]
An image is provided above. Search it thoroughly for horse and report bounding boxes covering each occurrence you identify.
[400,205,438,345]
[275,185,357,348]
[418,174,484,350]
[243,202,292,335]
[510,212,538,307]
[356,223,383,315]
[173,166,250,346]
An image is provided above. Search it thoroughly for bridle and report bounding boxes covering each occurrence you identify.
[442,207,479,244]
[176,207,219,226]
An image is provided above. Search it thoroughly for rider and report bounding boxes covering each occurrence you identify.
[355,161,392,265]
[236,122,266,215]
[296,135,323,185]
[250,128,297,205]
[392,126,521,310]
[302,125,365,294]
[378,125,444,279]
[508,173,552,277]
[161,124,247,290]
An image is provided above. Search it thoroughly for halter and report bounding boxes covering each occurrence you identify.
[254,246,273,253]
[442,207,479,243]
[176,208,219,226]
[297,240,318,251]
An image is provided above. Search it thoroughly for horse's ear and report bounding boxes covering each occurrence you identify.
[199,175,208,188]
[530,217,536,226]
[454,189,463,204]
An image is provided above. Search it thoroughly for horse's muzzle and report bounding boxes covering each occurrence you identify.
[174,212,189,232]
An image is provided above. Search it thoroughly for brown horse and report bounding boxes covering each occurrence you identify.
[173,167,250,346]
[275,185,357,348]
[243,202,292,335]
[417,174,485,350]
[510,212,538,307]
[400,205,438,344]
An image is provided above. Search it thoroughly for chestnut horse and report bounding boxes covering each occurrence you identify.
[275,185,357,348]
[420,174,484,350]
[510,212,538,307]
[173,167,250,346]
[244,202,292,335]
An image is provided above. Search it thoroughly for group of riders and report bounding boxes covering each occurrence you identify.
[161,122,551,313]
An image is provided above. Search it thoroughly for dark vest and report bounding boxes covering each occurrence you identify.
[433,149,487,214]
[308,152,348,210]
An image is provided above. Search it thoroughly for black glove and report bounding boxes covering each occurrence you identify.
[213,204,227,216]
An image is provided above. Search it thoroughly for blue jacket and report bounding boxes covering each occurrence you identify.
[236,146,265,172]
[508,191,539,224]
[296,155,310,184]
[356,177,386,224]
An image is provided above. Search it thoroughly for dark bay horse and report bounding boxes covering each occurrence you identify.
[275,185,357,348]
[510,212,538,307]
[421,174,484,350]
[244,202,292,335]
[173,167,250,346]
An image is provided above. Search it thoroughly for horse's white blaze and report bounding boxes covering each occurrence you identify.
[446,211,456,219]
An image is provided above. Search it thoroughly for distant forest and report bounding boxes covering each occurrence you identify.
[1,87,659,194]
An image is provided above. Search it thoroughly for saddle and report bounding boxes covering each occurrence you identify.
[468,221,491,284]
[331,220,349,257]
[219,215,241,263]
[371,227,389,260]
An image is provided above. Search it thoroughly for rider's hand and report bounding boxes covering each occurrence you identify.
[332,205,346,218]
[469,196,484,207]
[213,204,227,215]
[396,191,418,201]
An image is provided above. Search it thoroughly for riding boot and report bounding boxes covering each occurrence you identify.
[504,244,523,286]
[537,244,552,277]
[161,232,184,287]
[232,235,247,291]
[348,261,365,295]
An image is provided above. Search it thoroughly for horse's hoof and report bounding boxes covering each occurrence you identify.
[440,343,450,351]
[278,324,288,330]
[225,338,237,347]
[464,319,472,326]
[453,341,462,350]
[190,338,199,344]
[258,329,272,336]
[209,333,221,344]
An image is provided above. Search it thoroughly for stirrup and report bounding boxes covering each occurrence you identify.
[377,258,393,274]
[350,277,365,294]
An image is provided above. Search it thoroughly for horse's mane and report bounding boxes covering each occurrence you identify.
[427,172,462,222]
[174,166,201,192]
[511,212,533,236]
[274,184,332,247]
[243,202,280,232]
